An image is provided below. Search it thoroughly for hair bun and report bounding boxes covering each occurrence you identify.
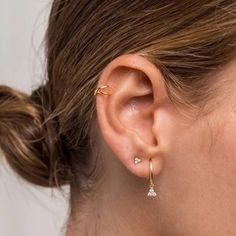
[0,85,72,187]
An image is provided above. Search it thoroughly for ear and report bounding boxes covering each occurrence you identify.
[95,54,170,179]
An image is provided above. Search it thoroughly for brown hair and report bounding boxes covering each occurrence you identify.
[1,1,236,191]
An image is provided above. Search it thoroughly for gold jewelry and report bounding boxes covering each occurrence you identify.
[134,156,142,165]
[94,85,112,96]
[147,158,157,197]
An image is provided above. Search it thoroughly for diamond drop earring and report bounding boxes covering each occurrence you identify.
[147,158,157,197]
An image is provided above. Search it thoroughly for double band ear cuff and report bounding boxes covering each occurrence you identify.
[94,85,112,96]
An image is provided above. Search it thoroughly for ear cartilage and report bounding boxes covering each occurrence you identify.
[134,156,142,165]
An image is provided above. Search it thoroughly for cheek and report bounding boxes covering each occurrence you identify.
[207,111,236,187]
[168,108,236,188]
[159,111,236,234]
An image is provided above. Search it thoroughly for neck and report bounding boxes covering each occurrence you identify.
[65,152,161,236]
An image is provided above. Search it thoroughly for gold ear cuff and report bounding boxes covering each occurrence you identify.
[94,85,112,96]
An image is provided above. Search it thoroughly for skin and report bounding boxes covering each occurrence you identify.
[66,54,236,236]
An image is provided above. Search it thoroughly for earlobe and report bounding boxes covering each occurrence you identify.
[95,54,168,181]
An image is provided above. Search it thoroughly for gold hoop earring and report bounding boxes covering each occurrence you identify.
[94,85,112,96]
[147,158,157,197]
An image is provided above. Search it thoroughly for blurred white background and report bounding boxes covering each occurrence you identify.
[0,1,69,235]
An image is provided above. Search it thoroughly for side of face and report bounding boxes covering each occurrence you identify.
[95,54,236,235]
[159,59,236,236]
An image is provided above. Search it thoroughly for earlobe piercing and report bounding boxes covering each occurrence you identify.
[147,158,157,197]
[134,156,142,165]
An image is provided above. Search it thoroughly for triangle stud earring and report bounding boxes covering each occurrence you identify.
[134,156,142,165]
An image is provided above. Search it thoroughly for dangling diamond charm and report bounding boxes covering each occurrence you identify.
[147,158,157,198]
[147,186,157,197]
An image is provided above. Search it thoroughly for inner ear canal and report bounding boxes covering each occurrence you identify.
[127,93,153,113]
[127,71,154,113]
[121,91,156,147]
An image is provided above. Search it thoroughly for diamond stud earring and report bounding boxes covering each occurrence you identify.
[134,156,142,165]
[147,158,157,197]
